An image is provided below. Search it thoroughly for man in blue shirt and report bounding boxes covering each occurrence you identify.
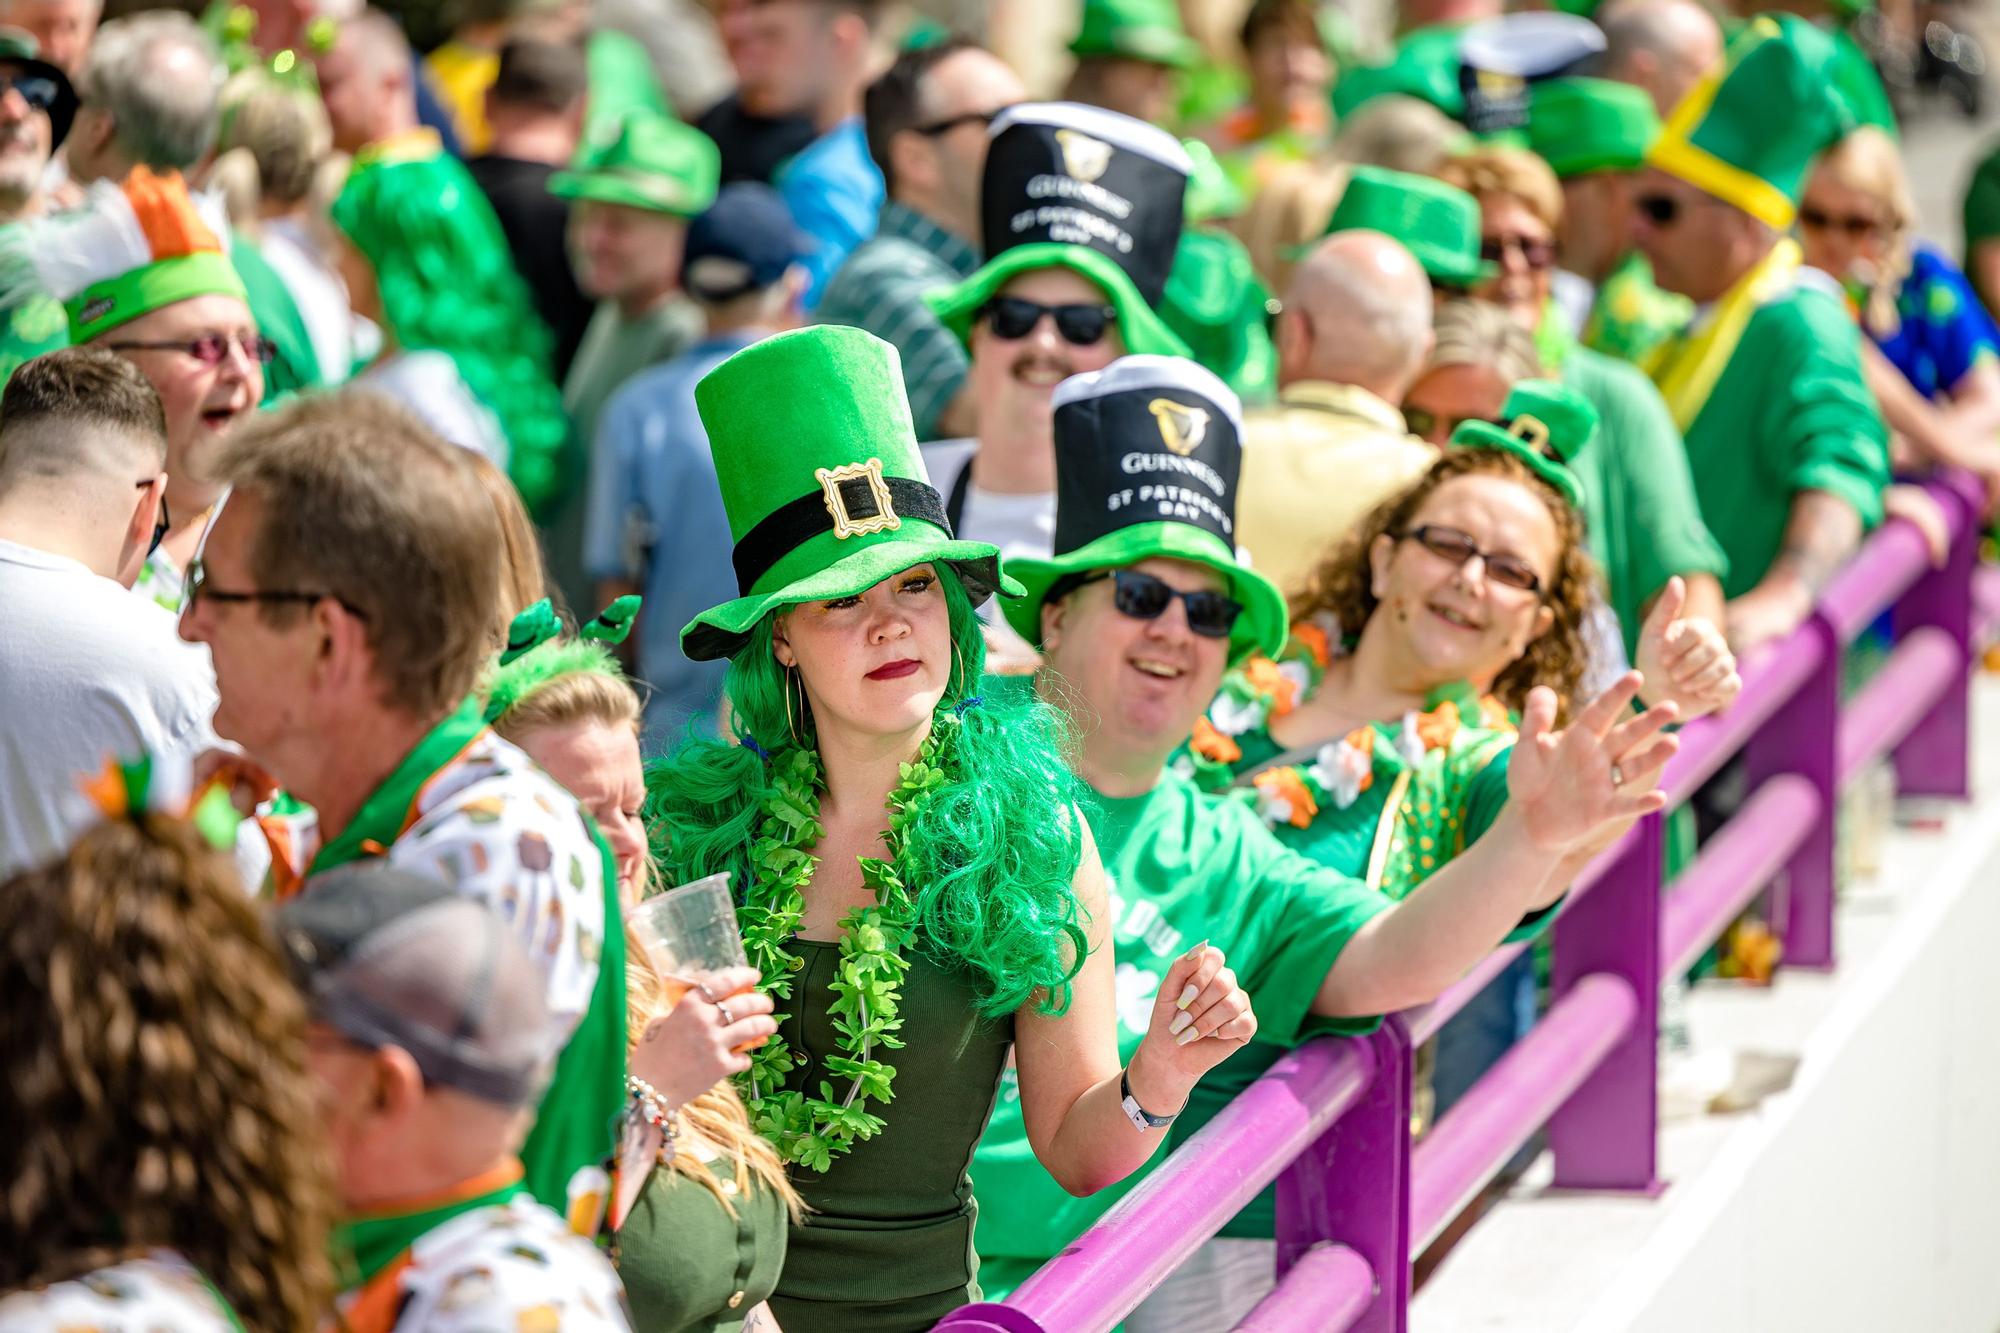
[584,183,810,742]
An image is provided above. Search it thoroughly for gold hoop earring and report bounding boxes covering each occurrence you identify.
[950,636,966,698]
[785,666,802,745]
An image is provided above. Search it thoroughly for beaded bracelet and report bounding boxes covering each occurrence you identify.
[627,1074,680,1166]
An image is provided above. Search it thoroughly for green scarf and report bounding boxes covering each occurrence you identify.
[333,1162,528,1286]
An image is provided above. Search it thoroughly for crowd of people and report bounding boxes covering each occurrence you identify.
[0,0,1988,1327]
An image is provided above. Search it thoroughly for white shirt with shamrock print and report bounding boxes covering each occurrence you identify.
[0,1251,238,1331]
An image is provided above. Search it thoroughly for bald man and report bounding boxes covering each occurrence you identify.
[314,7,419,155]
[1595,0,1723,118]
[1237,230,1440,595]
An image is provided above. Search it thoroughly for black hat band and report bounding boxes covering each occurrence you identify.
[731,459,954,596]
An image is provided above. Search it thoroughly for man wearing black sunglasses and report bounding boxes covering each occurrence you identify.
[0,28,68,223]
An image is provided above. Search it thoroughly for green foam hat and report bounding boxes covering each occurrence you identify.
[1448,378,1596,507]
[1320,165,1496,288]
[1528,77,1658,177]
[1002,355,1286,663]
[0,27,76,149]
[1647,15,1855,229]
[550,108,720,218]
[680,326,1021,662]
[927,103,1194,358]
[1068,0,1201,69]
[1331,24,1466,120]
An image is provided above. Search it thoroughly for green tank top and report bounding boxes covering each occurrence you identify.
[765,936,1014,1333]
[616,1155,787,1333]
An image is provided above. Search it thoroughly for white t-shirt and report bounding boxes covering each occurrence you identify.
[355,351,511,471]
[921,438,1057,659]
[261,217,359,387]
[0,539,218,877]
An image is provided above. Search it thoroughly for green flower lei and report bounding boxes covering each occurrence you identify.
[737,721,953,1171]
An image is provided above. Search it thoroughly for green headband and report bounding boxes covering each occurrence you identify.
[69,251,248,343]
[483,595,642,724]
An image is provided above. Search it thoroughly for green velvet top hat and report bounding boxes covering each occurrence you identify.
[926,102,1194,358]
[1068,0,1200,69]
[550,108,720,218]
[1448,378,1597,508]
[0,27,76,149]
[1002,355,1286,664]
[1529,77,1658,178]
[1456,12,1606,137]
[1647,15,1855,229]
[680,326,1021,662]
[1319,165,1495,288]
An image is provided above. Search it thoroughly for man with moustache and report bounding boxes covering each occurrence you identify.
[922,102,1193,659]
[0,29,75,382]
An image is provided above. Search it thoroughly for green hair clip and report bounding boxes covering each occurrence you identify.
[483,597,644,725]
[1447,378,1596,508]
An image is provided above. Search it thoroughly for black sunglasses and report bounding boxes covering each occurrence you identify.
[181,556,369,619]
[1480,234,1557,271]
[977,295,1118,346]
[105,332,279,365]
[1635,193,1681,227]
[136,481,169,558]
[1399,523,1543,594]
[1798,205,1883,238]
[1402,406,1503,441]
[1059,568,1244,639]
[0,72,58,111]
[912,107,1003,137]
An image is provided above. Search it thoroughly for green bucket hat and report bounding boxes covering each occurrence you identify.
[1647,15,1855,229]
[680,326,1022,662]
[1001,355,1286,664]
[1317,165,1496,288]
[1448,378,1597,507]
[1528,77,1659,178]
[1068,0,1201,69]
[927,103,1194,358]
[0,27,76,149]
[549,108,720,218]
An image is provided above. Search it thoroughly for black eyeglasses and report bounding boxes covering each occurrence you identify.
[1399,524,1543,595]
[182,557,369,619]
[1062,568,1244,639]
[1635,193,1682,227]
[1480,234,1557,271]
[977,295,1118,346]
[136,480,168,557]
[105,332,279,365]
[1798,205,1883,238]
[0,72,58,111]
[912,107,1005,137]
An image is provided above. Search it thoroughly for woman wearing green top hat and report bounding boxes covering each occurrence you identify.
[642,325,1259,1332]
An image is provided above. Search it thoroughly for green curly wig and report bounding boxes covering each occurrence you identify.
[643,570,1091,1018]
[333,139,574,519]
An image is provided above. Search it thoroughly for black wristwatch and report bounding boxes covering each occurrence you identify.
[1120,1066,1181,1131]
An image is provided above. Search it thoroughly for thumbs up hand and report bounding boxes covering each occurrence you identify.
[1634,576,1741,721]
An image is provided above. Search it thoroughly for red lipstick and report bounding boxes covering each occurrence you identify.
[866,659,921,681]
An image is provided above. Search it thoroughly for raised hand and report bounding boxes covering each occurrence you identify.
[1507,673,1679,856]
[1635,576,1742,721]
[1125,941,1258,1114]
[629,964,779,1107]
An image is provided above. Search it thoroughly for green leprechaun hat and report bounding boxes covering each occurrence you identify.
[681,326,1021,662]
[1646,14,1855,229]
[927,102,1193,358]
[550,108,720,218]
[1528,77,1658,178]
[1068,0,1200,69]
[1002,355,1286,663]
[1448,378,1597,507]
[1313,165,1495,288]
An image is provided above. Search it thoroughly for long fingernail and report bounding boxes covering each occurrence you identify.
[1175,982,1199,1010]
[1182,938,1210,961]
[1175,1026,1200,1046]
[1168,1010,1193,1035]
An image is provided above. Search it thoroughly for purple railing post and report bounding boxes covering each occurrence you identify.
[1742,611,1843,968]
[1547,812,1663,1192]
[1273,1022,1411,1333]
[1891,475,1978,799]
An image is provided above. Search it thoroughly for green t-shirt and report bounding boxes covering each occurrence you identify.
[232,231,322,404]
[969,768,1394,1297]
[1963,140,2000,310]
[1677,283,1890,598]
[1559,341,1730,658]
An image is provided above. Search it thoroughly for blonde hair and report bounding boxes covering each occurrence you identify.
[1236,158,1350,293]
[1425,297,1543,381]
[467,449,553,646]
[1812,126,1914,338]
[1435,143,1564,233]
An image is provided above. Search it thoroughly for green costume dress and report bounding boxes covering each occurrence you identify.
[617,1160,788,1333]
[1584,251,1692,366]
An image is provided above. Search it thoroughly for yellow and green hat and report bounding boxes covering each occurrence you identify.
[680,326,1021,662]
[1316,165,1495,288]
[1528,77,1659,178]
[927,103,1194,358]
[1001,355,1286,664]
[1647,15,1856,229]
[1068,0,1200,70]
[1448,378,1597,508]
[549,108,720,218]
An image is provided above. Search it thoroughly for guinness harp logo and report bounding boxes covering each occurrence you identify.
[1055,129,1114,183]
[1149,398,1209,457]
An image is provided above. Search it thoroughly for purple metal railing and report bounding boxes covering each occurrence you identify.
[936,472,1987,1333]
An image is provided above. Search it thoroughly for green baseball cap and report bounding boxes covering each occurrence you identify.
[1448,378,1597,507]
[1528,77,1659,178]
[680,326,1021,662]
[1317,165,1496,288]
[550,109,720,218]
[0,26,76,149]
[1068,0,1201,69]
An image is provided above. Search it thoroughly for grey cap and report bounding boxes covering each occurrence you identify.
[277,862,557,1108]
